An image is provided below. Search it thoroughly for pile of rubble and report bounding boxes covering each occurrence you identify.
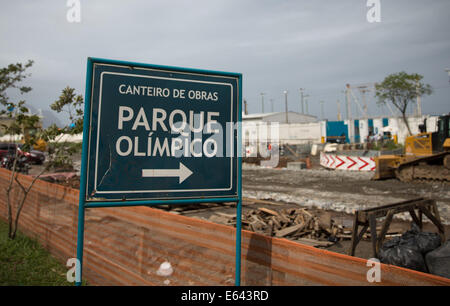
[209,207,347,247]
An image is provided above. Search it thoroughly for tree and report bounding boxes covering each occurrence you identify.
[44,86,84,171]
[0,60,42,239]
[50,86,83,134]
[0,60,38,144]
[375,72,432,136]
[0,60,84,239]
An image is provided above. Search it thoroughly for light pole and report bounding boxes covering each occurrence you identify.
[270,99,274,113]
[446,69,450,106]
[299,88,304,114]
[260,92,265,113]
[345,84,351,121]
[284,90,289,123]
[320,100,325,120]
[337,99,342,121]
[303,94,310,114]
[346,84,354,143]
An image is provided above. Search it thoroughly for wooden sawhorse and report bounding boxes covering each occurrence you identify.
[348,197,446,258]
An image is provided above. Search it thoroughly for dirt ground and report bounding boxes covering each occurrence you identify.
[27,153,450,260]
[242,163,450,224]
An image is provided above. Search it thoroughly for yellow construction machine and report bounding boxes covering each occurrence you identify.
[373,114,450,182]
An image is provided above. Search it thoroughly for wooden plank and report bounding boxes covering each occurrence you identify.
[267,220,274,236]
[271,216,281,229]
[284,144,300,158]
[258,207,279,216]
[408,208,422,229]
[275,223,305,237]
[293,214,304,225]
[376,209,395,255]
[215,212,236,219]
[242,197,284,206]
[208,215,230,224]
[419,206,446,241]
[349,212,359,256]
[360,198,424,213]
[296,238,334,247]
[358,198,429,221]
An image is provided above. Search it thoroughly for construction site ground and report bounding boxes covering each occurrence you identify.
[28,153,450,261]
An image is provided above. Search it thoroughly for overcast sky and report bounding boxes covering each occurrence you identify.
[1,0,449,124]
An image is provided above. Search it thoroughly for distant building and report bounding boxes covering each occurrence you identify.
[325,115,440,144]
[243,111,317,124]
[242,112,324,156]
[0,116,15,136]
[242,112,439,157]
[0,113,43,139]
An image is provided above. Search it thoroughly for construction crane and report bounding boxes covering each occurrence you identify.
[345,83,376,119]
[344,82,376,142]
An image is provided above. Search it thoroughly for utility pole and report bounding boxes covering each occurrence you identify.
[299,88,304,114]
[346,84,354,143]
[284,90,289,123]
[357,86,369,119]
[446,69,450,106]
[260,92,265,113]
[345,84,352,121]
[320,100,325,120]
[416,81,421,117]
[303,94,309,114]
[337,99,342,121]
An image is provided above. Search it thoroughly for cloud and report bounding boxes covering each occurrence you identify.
[1,0,449,124]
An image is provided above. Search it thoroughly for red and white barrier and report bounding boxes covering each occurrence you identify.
[320,152,375,171]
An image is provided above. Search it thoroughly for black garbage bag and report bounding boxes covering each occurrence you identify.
[416,231,442,254]
[379,235,427,272]
[401,223,441,254]
[425,240,450,279]
[378,223,440,273]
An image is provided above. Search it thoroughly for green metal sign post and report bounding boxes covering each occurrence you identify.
[76,57,242,286]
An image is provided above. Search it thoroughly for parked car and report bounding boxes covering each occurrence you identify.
[0,143,45,165]
[27,149,46,165]
[18,144,46,165]
[0,143,25,158]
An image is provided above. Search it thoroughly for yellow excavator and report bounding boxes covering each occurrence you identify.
[373,114,450,182]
